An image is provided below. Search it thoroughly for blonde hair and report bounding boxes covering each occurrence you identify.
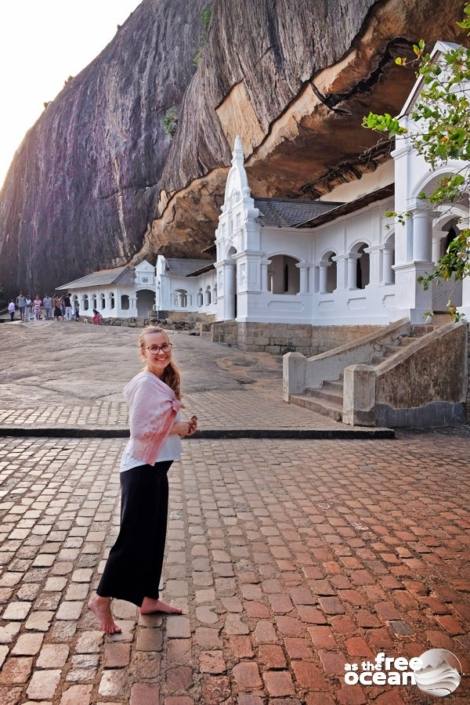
[138,326,181,399]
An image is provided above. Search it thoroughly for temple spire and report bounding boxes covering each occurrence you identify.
[232,135,244,166]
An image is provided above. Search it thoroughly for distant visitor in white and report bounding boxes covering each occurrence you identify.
[88,326,198,634]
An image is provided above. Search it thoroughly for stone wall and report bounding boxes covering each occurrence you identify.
[157,310,216,324]
[212,321,383,356]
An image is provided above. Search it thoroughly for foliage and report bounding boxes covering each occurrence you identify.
[162,106,178,137]
[193,4,212,66]
[201,5,212,32]
[362,4,470,318]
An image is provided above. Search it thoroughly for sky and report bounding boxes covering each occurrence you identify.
[0,0,141,188]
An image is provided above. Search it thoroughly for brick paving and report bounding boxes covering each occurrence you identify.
[0,323,376,433]
[0,433,469,704]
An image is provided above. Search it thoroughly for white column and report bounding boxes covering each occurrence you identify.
[297,262,308,294]
[261,259,269,292]
[223,260,236,319]
[334,255,347,290]
[366,245,381,286]
[319,263,328,294]
[382,247,394,285]
[347,255,358,290]
[412,208,433,263]
[457,215,470,318]
[432,238,441,264]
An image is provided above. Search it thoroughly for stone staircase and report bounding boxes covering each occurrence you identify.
[289,326,432,422]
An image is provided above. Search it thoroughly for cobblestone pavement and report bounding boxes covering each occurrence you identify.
[0,322,361,432]
[0,433,469,704]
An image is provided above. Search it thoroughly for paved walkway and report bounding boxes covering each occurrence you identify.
[1,321,469,704]
[0,322,385,436]
[0,433,469,704]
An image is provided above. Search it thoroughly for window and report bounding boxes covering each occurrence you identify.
[267,255,300,294]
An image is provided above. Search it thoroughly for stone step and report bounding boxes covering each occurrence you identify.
[306,387,343,405]
[397,336,414,346]
[322,379,343,393]
[290,393,343,422]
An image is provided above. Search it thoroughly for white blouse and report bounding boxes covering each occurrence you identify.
[120,412,182,472]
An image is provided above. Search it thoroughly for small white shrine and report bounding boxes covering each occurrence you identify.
[155,257,217,316]
[155,41,469,329]
[57,260,156,319]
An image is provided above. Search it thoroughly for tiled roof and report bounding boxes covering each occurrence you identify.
[56,266,134,290]
[186,263,216,277]
[165,258,213,276]
[298,185,394,229]
[254,198,342,228]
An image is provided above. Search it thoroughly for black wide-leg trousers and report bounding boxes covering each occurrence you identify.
[97,461,172,607]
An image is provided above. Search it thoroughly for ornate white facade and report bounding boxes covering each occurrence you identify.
[155,41,469,328]
[57,260,156,319]
[155,257,217,316]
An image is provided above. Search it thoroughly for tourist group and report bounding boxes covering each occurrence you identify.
[7,292,104,324]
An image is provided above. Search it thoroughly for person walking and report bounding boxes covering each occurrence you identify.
[16,292,26,321]
[25,296,32,321]
[33,295,42,320]
[53,296,63,321]
[8,300,15,321]
[43,295,52,320]
[63,292,73,321]
[73,297,80,321]
[88,326,197,633]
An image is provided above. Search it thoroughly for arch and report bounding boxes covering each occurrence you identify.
[92,293,97,310]
[109,292,115,309]
[197,288,203,307]
[213,282,217,303]
[100,292,106,310]
[349,241,370,289]
[205,285,212,305]
[431,217,463,310]
[267,254,300,294]
[121,294,130,311]
[83,294,89,311]
[174,288,188,308]
[319,251,337,294]
[411,164,467,200]
[383,232,395,285]
[225,244,238,260]
[137,288,155,317]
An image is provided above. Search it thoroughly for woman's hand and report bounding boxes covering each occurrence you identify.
[188,415,198,435]
[172,417,198,437]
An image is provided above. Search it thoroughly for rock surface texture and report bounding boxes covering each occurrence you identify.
[0,0,466,294]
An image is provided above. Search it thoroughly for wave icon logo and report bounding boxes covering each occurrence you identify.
[411,649,462,697]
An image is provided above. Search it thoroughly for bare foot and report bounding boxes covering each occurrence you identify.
[140,597,183,615]
[88,595,122,634]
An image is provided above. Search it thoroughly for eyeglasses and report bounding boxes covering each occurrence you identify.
[146,343,172,354]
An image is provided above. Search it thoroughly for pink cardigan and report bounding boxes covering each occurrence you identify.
[124,370,182,465]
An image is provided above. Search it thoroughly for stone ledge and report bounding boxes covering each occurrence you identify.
[0,426,394,440]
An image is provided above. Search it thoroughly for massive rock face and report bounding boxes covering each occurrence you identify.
[0,0,466,295]
[0,0,207,294]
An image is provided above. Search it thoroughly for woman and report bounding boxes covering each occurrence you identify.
[33,295,42,320]
[88,326,197,633]
[92,308,103,325]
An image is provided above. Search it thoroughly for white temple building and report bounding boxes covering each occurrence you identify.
[56,260,156,319]
[155,41,469,330]
[58,42,468,340]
